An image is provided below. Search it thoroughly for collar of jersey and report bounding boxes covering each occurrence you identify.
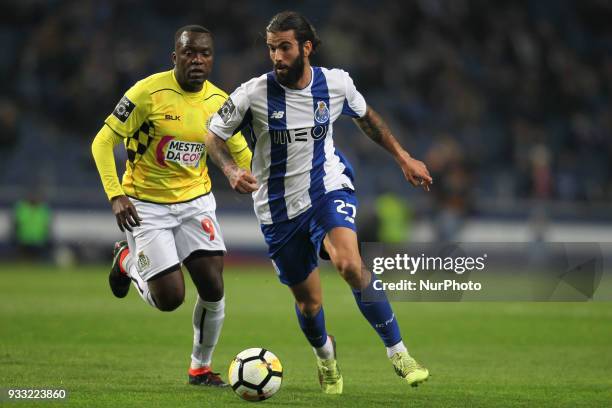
[274,66,314,92]
[171,70,208,98]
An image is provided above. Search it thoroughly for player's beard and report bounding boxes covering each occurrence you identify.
[274,48,305,88]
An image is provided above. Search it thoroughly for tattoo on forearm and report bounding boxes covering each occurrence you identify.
[355,108,390,145]
[206,134,238,175]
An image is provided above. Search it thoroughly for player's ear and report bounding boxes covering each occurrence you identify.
[303,40,312,58]
[172,51,177,66]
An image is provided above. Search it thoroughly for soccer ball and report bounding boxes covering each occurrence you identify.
[228,348,283,401]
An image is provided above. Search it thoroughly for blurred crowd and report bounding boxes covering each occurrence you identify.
[1,0,612,211]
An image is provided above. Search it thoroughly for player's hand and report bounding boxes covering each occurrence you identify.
[111,195,142,232]
[227,166,259,194]
[397,151,433,191]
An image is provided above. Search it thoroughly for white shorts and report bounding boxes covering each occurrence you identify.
[126,193,226,281]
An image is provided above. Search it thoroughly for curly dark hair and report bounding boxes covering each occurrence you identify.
[266,11,321,53]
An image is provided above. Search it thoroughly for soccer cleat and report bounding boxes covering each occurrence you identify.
[108,240,130,298]
[316,335,343,394]
[188,366,229,387]
[390,351,429,387]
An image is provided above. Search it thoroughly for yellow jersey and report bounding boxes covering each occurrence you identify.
[100,70,251,203]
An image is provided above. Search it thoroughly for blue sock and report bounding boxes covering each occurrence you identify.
[294,304,328,348]
[352,279,402,347]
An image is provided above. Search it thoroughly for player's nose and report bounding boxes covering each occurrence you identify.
[272,49,282,62]
[192,53,205,64]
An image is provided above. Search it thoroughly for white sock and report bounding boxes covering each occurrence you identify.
[313,336,335,360]
[191,296,225,369]
[386,340,408,358]
[123,253,157,308]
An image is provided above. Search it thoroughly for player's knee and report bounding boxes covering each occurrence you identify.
[156,290,185,312]
[186,254,225,301]
[157,296,183,312]
[205,278,224,301]
[296,300,322,318]
[334,257,362,287]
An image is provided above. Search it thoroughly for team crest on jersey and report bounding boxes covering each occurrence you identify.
[137,251,150,272]
[218,98,236,124]
[112,96,136,123]
[314,101,330,124]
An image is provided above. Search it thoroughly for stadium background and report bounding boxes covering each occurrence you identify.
[2,1,612,407]
[2,0,612,259]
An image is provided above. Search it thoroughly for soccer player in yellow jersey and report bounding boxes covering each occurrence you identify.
[91,25,251,387]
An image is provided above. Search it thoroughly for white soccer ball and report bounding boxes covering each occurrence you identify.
[228,348,283,402]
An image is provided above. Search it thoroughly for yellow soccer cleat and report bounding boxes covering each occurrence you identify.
[390,351,429,387]
[316,335,343,394]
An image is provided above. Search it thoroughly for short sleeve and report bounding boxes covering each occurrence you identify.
[341,71,367,118]
[104,81,151,138]
[208,84,250,141]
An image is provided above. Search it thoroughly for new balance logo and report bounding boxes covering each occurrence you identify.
[270,111,285,119]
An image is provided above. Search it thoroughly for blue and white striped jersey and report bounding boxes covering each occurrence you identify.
[208,66,367,224]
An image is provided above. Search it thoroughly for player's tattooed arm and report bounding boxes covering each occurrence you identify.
[206,131,259,194]
[354,106,433,190]
[353,106,390,145]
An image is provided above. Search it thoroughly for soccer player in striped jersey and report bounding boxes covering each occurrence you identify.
[206,12,432,393]
[91,25,252,387]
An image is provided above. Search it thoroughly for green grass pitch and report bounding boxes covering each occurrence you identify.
[1,263,611,407]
